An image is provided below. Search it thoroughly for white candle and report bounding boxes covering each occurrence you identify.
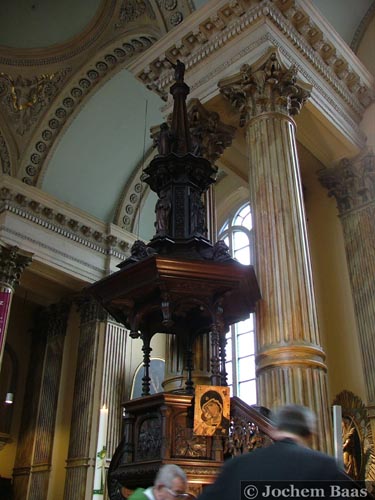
[332,405,344,469]
[93,405,108,498]
[98,405,108,452]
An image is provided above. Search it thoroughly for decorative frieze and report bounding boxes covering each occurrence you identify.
[0,183,131,259]
[114,149,152,232]
[133,0,373,115]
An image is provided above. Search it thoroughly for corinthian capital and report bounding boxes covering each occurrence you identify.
[187,99,236,163]
[218,48,312,125]
[0,245,31,290]
[318,152,375,214]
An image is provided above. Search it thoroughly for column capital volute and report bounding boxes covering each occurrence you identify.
[151,98,236,164]
[218,48,312,126]
[0,245,32,290]
[318,150,375,215]
[186,98,236,163]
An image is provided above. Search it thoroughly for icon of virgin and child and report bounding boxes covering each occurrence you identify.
[193,386,230,436]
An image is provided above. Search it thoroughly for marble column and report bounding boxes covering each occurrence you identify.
[63,297,128,500]
[0,245,31,369]
[319,152,375,426]
[13,301,70,500]
[219,48,332,451]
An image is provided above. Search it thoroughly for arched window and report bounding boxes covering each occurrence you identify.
[218,203,256,405]
[130,358,165,399]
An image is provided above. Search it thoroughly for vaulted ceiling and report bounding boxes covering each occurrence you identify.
[0,0,374,240]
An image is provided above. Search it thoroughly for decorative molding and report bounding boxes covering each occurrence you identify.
[219,48,312,124]
[114,148,153,231]
[131,0,374,115]
[18,35,157,187]
[115,0,156,29]
[0,0,117,67]
[0,186,130,257]
[158,31,366,148]
[0,70,70,136]
[0,226,105,276]
[351,2,375,53]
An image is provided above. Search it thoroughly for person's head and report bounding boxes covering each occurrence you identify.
[200,390,223,425]
[153,464,188,500]
[271,404,317,446]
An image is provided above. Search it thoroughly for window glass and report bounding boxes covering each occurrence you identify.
[237,332,254,357]
[239,379,257,405]
[218,202,256,405]
[238,355,255,380]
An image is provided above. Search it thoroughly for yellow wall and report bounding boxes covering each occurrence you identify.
[300,145,367,403]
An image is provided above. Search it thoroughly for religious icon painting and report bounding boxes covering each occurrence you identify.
[193,385,230,436]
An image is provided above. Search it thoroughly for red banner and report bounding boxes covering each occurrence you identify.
[0,290,12,351]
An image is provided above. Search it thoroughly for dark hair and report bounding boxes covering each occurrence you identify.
[200,390,223,408]
[271,404,317,437]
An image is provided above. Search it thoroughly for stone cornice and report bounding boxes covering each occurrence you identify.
[128,0,374,116]
[0,176,137,264]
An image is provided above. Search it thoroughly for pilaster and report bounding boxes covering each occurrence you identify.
[13,301,70,500]
[319,152,375,418]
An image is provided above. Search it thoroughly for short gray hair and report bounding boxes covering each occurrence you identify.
[154,464,187,488]
[271,404,317,437]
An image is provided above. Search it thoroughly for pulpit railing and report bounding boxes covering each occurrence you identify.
[224,396,275,458]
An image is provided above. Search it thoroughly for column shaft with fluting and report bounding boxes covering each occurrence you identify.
[63,298,128,500]
[13,301,70,500]
[219,49,331,451]
[319,153,375,418]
